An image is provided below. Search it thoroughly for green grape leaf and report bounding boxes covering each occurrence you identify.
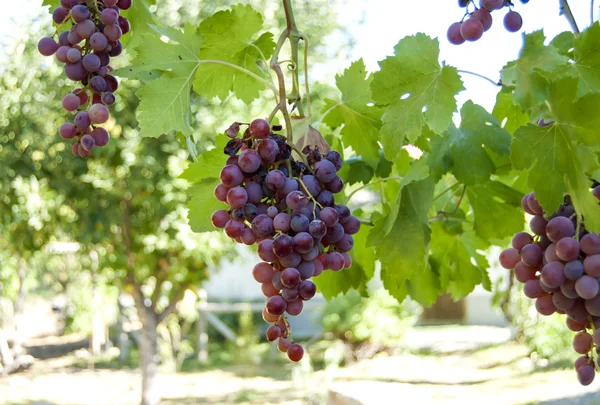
[554,23,600,98]
[430,223,488,299]
[180,136,229,183]
[444,101,511,185]
[501,30,569,109]
[41,0,55,8]
[117,24,202,138]
[405,265,441,307]
[492,87,531,134]
[193,4,275,103]
[345,160,374,186]
[368,175,434,300]
[370,34,464,161]
[322,59,383,168]
[121,0,158,49]
[466,181,524,240]
[512,124,600,232]
[314,230,374,300]
[549,31,575,56]
[187,178,225,233]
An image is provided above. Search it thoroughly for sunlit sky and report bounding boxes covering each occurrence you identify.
[0,0,593,114]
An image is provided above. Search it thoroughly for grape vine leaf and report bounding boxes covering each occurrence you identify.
[553,23,600,98]
[434,101,511,186]
[121,0,159,49]
[193,4,275,103]
[180,136,228,183]
[370,34,464,161]
[41,0,54,8]
[501,30,568,110]
[368,174,435,302]
[466,181,524,240]
[429,223,489,299]
[186,178,223,233]
[117,24,202,138]
[321,59,383,168]
[549,31,575,57]
[492,87,531,134]
[511,79,600,232]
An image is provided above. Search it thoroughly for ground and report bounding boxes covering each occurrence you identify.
[1,326,600,405]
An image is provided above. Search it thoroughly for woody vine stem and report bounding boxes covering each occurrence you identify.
[268,0,311,142]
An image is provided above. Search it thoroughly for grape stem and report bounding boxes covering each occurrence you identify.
[560,0,580,34]
[433,182,461,202]
[431,186,467,220]
[294,176,324,209]
[344,176,402,204]
[290,145,315,175]
[457,70,501,87]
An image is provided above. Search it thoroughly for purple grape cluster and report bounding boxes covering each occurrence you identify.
[212,118,361,362]
[500,186,600,386]
[448,0,523,45]
[37,0,132,157]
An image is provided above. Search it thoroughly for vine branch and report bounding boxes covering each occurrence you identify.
[560,0,580,34]
[457,70,501,87]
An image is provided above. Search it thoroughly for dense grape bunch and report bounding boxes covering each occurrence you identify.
[212,118,360,362]
[500,185,600,386]
[37,0,132,158]
[447,0,523,45]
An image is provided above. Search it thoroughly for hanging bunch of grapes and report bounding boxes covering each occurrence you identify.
[500,184,600,386]
[37,0,132,157]
[211,119,360,362]
[448,0,524,45]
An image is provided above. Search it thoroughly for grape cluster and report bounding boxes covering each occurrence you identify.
[211,119,360,362]
[500,185,600,386]
[448,0,523,45]
[37,0,132,157]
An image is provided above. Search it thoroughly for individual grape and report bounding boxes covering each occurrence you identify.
[258,239,276,262]
[266,325,282,342]
[257,139,279,163]
[266,170,286,190]
[109,41,123,57]
[81,134,95,151]
[298,280,316,300]
[62,94,80,112]
[471,8,492,31]
[287,343,304,362]
[312,258,324,276]
[512,232,533,251]
[90,76,107,93]
[447,22,465,45]
[583,255,600,277]
[276,178,299,200]
[117,0,132,9]
[293,232,314,254]
[577,365,595,386]
[89,33,108,52]
[224,220,244,239]
[514,262,537,283]
[72,142,81,157]
[101,92,116,106]
[59,122,77,139]
[575,356,593,370]
[314,190,333,207]
[100,8,119,25]
[540,261,566,289]
[529,215,547,236]
[82,54,101,72]
[266,295,287,316]
[241,228,257,245]
[252,214,274,238]
[242,182,262,204]
[58,31,70,46]
[546,216,575,242]
[281,287,299,302]
[78,143,90,158]
[326,177,344,193]
[302,248,319,262]
[74,111,91,129]
[38,37,58,56]
[552,291,575,311]
[104,25,122,41]
[104,75,119,91]
[526,193,543,215]
[504,11,523,32]
[460,18,484,42]
[556,237,580,262]
[544,243,560,263]
[211,210,230,229]
[67,30,83,45]
[249,118,270,139]
[325,150,343,171]
[220,165,244,187]
[561,280,580,299]
[297,261,315,280]
[499,248,520,269]
[336,234,354,253]
[118,17,131,35]
[66,48,82,63]
[88,103,109,124]
[314,159,337,183]
[278,337,291,353]
[55,46,70,63]
[300,175,322,198]
[76,19,96,39]
[238,149,262,173]
[324,223,345,244]
[573,332,593,354]
[273,213,291,233]
[334,205,351,223]
[342,252,352,268]
[319,207,340,227]
[287,191,308,210]
[214,184,229,202]
[584,295,600,316]
[480,0,504,10]
[328,252,345,272]
[53,7,69,24]
[567,318,588,332]
[564,260,584,281]
[271,272,284,290]
[521,194,535,215]
[308,220,327,238]
[575,275,599,299]
[71,5,90,23]
[244,204,258,221]
[594,186,600,200]
[535,294,556,316]
[281,268,301,288]
[273,234,294,258]
[581,234,600,255]
[226,186,248,209]
[523,279,544,299]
